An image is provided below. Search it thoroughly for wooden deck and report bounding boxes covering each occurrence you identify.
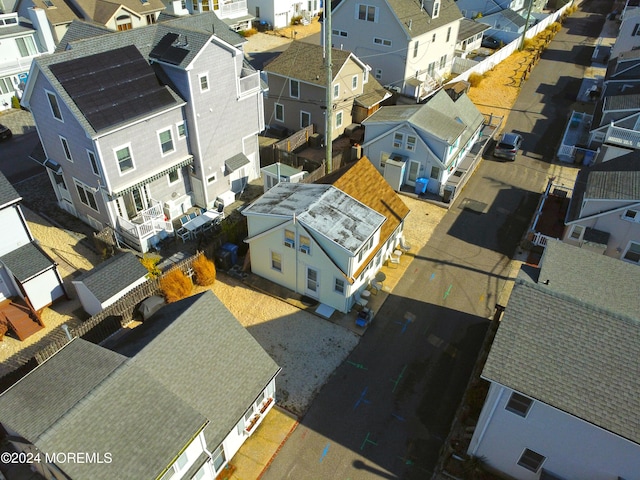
[0,299,44,342]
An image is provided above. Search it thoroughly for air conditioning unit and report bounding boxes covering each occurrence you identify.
[300,245,310,254]
[284,239,295,248]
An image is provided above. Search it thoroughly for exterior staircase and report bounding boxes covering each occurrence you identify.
[0,299,44,341]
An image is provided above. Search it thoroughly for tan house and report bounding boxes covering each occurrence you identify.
[263,41,390,141]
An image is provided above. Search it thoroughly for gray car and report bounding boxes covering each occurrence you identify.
[494,132,522,161]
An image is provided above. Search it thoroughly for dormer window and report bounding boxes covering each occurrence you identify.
[433,0,440,18]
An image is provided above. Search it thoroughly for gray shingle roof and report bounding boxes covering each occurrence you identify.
[157,11,246,47]
[457,18,490,41]
[74,252,148,303]
[243,182,386,254]
[0,242,55,282]
[0,170,20,209]
[386,0,463,38]
[109,291,280,450]
[484,240,640,444]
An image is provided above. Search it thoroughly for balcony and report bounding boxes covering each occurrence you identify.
[116,200,174,253]
[239,67,260,97]
[220,0,247,18]
[557,110,594,163]
[603,124,640,149]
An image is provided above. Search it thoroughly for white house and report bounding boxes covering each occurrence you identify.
[611,1,640,59]
[247,0,321,29]
[0,291,280,480]
[72,252,149,316]
[243,156,410,314]
[468,240,640,479]
[361,89,484,197]
[0,171,65,313]
[331,0,463,100]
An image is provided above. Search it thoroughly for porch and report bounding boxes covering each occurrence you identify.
[116,200,174,253]
[557,111,596,163]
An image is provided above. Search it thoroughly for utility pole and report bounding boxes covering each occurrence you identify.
[519,0,534,51]
[324,2,333,174]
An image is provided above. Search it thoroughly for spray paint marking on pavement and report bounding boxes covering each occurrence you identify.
[391,364,407,393]
[353,387,371,410]
[430,273,436,281]
[319,443,330,463]
[346,360,368,370]
[360,432,378,451]
[391,412,406,422]
[443,284,453,299]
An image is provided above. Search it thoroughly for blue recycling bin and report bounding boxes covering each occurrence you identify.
[221,243,239,266]
[415,177,428,195]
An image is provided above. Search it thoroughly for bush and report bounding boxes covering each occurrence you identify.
[192,254,216,286]
[239,28,258,37]
[291,15,303,25]
[160,269,193,303]
[468,72,484,88]
[140,254,162,278]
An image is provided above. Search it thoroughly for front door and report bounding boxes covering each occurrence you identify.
[123,187,148,219]
[305,267,319,298]
[406,160,420,187]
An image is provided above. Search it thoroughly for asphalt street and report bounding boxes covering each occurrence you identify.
[261,1,609,478]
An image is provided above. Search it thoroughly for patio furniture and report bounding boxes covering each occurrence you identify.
[188,211,198,220]
[399,237,411,252]
[370,280,383,295]
[176,227,192,243]
[183,214,209,236]
[388,255,400,268]
[354,292,368,309]
[179,215,190,226]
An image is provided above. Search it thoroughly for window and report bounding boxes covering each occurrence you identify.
[146,13,156,24]
[363,69,369,83]
[352,75,358,90]
[168,169,179,184]
[212,445,226,472]
[0,76,13,95]
[75,182,98,211]
[446,26,451,42]
[569,225,584,240]
[335,111,343,128]
[374,68,382,80]
[192,0,197,10]
[271,251,282,271]
[380,151,390,169]
[115,15,132,31]
[517,449,545,473]
[275,103,284,122]
[433,0,440,17]
[15,36,37,57]
[115,146,134,173]
[506,392,533,417]
[207,173,217,184]
[432,33,436,43]
[299,235,310,254]
[623,209,639,222]
[284,229,295,248]
[406,135,416,151]
[439,54,447,69]
[623,241,640,263]
[427,62,436,77]
[430,166,440,179]
[633,23,640,36]
[413,41,419,58]
[393,132,404,148]
[202,0,209,10]
[177,122,187,138]
[373,37,392,47]
[47,91,63,121]
[159,129,174,154]
[333,84,339,99]
[60,136,72,161]
[87,150,99,175]
[175,451,189,470]
[332,29,348,37]
[300,111,311,128]
[290,79,299,98]
[357,4,376,21]
[334,278,345,294]
[199,73,209,92]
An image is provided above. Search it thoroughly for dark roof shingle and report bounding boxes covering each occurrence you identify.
[74,252,148,303]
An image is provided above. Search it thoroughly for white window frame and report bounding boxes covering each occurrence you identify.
[622,240,640,264]
[290,79,300,98]
[517,448,545,473]
[158,128,175,155]
[299,235,311,254]
[199,73,209,92]
[622,209,640,223]
[505,392,533,417]
[300,110,311,128]
[406,135,416,151]
[352,74,358,90]
[15,36,37,57]
[271,250,282,271]
[568,224,584,241]
[168,168,180,185]
[373,37,392,47]
[87,149,99,176]
[74,180,99,212]
[333,83,339,99]
[374,68,382,80]
[334,277,345,294]
[393,132,404,148]
[275,103,284,122]
[115,144,135,174]
[284,229,295,249]
[356,3,377,22]
[335,111,343,128]
[177,121,187,139]
[59,136,72,162]
[332,29,348,37]
[46,90,63,122]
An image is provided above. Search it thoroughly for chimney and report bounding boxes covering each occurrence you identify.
[28,7,56,53]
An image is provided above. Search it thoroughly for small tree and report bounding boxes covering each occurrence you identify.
[193,254,216,286]
[140,254,162,278]
[160,268,193,303]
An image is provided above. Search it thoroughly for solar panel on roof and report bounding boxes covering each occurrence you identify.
[161,47,189,65]
[149,33,179,60]
[50,46,176,132]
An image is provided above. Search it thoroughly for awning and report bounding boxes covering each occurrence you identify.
[225,153,250,174]
[113,156,193,197]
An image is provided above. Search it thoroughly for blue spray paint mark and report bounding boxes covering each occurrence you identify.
[430,273,435,281]
[319,443,330,463]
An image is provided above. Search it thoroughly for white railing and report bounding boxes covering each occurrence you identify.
[532,232,551,247]
[220,0,246,18]
[116,200,173,251]
[239,70,260,96]
[604,124,640,149]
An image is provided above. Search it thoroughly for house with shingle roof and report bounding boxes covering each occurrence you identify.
[71,252,149,316]
[21,12,263,253]
[246,0,321,29]
[263,41,390,141]
[561,153,640,263]
[468,239,640,479]
[361,89,484,196]
[331,0,463,100]
[0,171,65,314]
[243,156,410,314]
[0,291,280,480]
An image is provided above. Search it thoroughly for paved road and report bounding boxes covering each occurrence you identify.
[0,109,43,183]
[262,1,609,478]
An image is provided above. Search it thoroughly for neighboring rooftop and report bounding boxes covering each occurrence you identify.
[485,240,640,444]
[0,170,20,209]
[384,0,463,38]
[0,242,56,281]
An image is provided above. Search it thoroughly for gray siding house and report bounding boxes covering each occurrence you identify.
[22,13,264,252]
[331,0,463,100]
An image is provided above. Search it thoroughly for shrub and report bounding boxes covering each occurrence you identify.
[160,268,193,303]
[239,28,258,37]
[291,15,303,25]
[140,254,162,278]
[468,72,484,88]
[193,254,217,286]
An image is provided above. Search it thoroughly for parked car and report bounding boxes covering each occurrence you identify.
[494,132,523,160]
[481,36,501,49]
[0,124,12,141]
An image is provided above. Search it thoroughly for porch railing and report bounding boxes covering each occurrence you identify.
[239,69,260,96]
[604,124,640,149]
[116,200,173,251]
[532,232,552,247]
[220,0,246,18]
